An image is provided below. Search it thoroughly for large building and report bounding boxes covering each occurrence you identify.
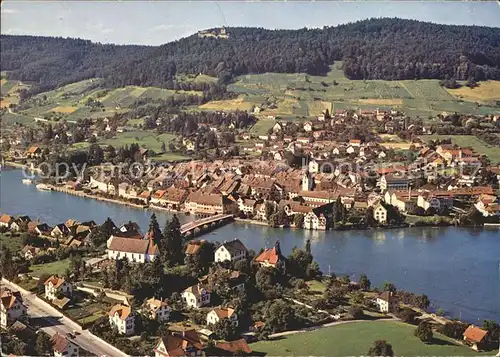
[185,192,236,215]
[106,236,158,263]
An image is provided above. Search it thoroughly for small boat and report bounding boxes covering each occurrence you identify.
[36,183,53,191]
[22,179,33,184]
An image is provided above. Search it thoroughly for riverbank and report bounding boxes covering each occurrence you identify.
[2,160,42,173]
[47,184,148,209]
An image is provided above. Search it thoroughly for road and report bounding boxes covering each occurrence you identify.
[2,279,128,357]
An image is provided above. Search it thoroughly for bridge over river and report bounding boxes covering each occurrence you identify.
[180,214,234,237]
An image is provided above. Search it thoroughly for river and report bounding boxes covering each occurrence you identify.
[1,167,499,323]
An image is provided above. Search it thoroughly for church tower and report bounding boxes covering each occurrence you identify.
[302,171,312,191]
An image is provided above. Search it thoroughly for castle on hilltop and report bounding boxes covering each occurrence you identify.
[198,27,229,39]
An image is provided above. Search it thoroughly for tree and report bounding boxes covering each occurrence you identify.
[348,305,364,319]
[293,213,304,228]
[399,307,419,324]
[482,320,500,347]
[359,274,371,290]
[414,321,433,343]
[265,299,296,333]
[367,340,394,357]
[213,317,237,340]
[383,281,396,293]
[35,332,53,356]
[287,246,313,278]
[161,215,183,266]
[148,213,162,247]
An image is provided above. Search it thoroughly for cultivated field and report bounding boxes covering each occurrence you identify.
[199,96,255,111]
[250,320,488,356]
[445,81,500,104]
[220,63,500,120]
[422,135,500,163]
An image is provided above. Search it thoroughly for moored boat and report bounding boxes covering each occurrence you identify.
[36,183,53,191]
[22,179,33,184]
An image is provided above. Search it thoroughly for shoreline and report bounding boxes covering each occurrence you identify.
[2,161,42,174]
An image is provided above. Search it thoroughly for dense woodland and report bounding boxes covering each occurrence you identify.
[2,18,500,93]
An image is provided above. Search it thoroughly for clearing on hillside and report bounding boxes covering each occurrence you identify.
[50,106,78,113]
[445,81,500,104]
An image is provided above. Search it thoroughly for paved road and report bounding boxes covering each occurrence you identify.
[2,280,128,357]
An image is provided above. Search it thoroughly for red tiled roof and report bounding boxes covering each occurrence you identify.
[44,275,67,289]
[463,325,488,343]
[215,338,252,354]
[108,304,132,320]
[255,247,280,266]
[51,333,70,353]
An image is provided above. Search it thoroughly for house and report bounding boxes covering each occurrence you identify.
[25,145,42,158]
[181,284,210,309]
[255,243,282,268]
[303,122,313,132]
[185,240,206,256]
[213,339,252,356]
[0,214,13,228]
[44,275,72,301]
[206,307,238,327]
[21,245,41,260]
[214,239,247,263]
[375,291,397,313]
[463,325,488,351]
[108,304,135,335]
[35,223,52,236]
[154,330,204,357]
[51,223,71,238]
[349,139,361,147]
[373,203,388,224]
[417,191,454,211]
[106,236,158,263]
[143,298,171,322]
[51,333,79,357]
[303,211,327,230]
[1,288,27,328]
[237,198,257,216]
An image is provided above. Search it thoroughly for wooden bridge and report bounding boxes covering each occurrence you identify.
[180,214,234,237]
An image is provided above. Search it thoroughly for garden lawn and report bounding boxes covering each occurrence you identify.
[250,320,487,356]
[29,258,71,278]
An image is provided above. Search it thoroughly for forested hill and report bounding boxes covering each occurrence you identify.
[2,18,500,93]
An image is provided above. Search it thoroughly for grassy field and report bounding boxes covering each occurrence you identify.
[445,81,500,104]
[199,95,255,111]
[29,258,71,278]
[98,131,188,161]
[220,63,500,119]
[422,135,500,164]
[250,320,487,356]
[250,118,276,136]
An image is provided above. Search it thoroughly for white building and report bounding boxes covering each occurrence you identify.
[181,284,211,309]
[1,289,27,328]
[106,236,158,263]
[108,304,135,335]
[44,275,72,301]
[51,333,79,357]
[373,203,388,224]
[143,297,171,322]
[303,211,327,230]
[206,307,238,327]
[375,291,396,313]
[214,239,248,263]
